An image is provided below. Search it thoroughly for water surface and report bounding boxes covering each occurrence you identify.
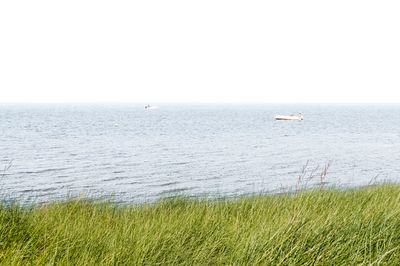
[1,104,399,202]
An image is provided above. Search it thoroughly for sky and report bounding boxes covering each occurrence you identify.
[0,1,399,104]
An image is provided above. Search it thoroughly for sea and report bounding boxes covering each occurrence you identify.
[1,104,400,203]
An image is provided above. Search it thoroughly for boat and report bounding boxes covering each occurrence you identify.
[275,113,303,121]
[145,105,159,110]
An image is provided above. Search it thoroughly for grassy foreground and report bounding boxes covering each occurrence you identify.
[2,185,400,264]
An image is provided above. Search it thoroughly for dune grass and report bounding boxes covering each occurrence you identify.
[1,184,400,264]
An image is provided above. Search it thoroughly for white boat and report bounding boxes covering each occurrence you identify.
[275,113,303,121]
[145,105,159,110]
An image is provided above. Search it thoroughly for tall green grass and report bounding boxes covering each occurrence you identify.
[1,184,400,264]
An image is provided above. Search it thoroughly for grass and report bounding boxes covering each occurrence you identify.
[1,184,400,264]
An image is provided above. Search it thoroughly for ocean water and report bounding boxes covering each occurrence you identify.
[1,104,400,203]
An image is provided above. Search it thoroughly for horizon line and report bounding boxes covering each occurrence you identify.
[1,101,400,106]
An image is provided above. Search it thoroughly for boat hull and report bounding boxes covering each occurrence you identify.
[145,106,159,110]
[274,115,303,121]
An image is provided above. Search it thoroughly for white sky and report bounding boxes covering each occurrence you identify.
[0,1,399,104]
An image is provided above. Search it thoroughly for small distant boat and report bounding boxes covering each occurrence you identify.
[145,105,159,110]
[275,113,303,121]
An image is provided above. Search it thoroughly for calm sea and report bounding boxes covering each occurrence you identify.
[1,104,399,202]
